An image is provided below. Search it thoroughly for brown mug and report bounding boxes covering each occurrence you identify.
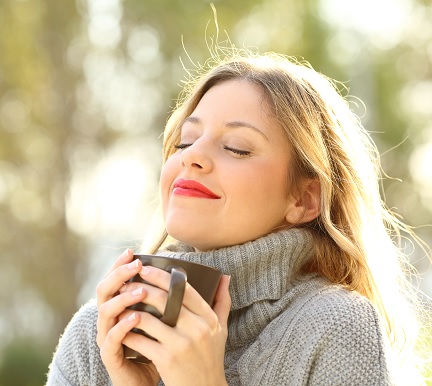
[124,254,223,364]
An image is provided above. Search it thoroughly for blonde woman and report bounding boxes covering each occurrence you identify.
[47,51,428,385]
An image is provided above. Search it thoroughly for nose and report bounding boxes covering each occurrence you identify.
[180,140,213,172]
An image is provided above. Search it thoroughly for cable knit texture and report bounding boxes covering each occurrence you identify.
[46,228,392,385]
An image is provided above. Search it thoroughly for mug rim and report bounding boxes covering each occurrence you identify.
[133,253,222,275]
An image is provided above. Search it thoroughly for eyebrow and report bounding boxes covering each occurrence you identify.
[182,116,269,141]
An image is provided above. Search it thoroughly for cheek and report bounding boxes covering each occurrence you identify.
[240,162,289,198]
[160,155,180,210]
[234,162,291,219]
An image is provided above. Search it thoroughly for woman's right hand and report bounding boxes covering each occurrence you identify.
[96,249,160,386]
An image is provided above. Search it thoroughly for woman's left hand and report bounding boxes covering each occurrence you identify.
[120,266,231,386]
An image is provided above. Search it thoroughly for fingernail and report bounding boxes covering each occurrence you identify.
[131,287,143,296]
[140,266,150,276]
[128,312,136,321]
[127,260,139,270]
[121,249,130,260]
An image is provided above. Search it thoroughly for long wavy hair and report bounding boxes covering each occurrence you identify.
[147,49,429,382]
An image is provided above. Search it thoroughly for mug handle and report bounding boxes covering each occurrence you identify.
[161,267,187,326]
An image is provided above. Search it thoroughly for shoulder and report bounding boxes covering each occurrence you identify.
[57,300,100,352]
[282,280,386,352]
[293,281,382,333]
[282,282,390,383]
[238,280,392,385]
[56,299,99,348]
[67,299,99,335]
[46,300,110,385]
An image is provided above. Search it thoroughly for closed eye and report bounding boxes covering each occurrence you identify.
[223,146,251,157]
[174,143,192,150]
[174,143,251,157]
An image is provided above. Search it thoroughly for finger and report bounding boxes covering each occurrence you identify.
[97,287,147,347]
[99,287,148,329]
[129,281,171,317]
[138,266,172,290]
[118,280,152,294]
[104,249,134,278]
[122,310,172,356]
[97,259,143,306]
[139,266,208,315]
[99,311,141,366]
[212,275,231,334]
[120,274,180,324]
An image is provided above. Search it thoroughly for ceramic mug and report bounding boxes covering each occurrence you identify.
[124,254,223,364]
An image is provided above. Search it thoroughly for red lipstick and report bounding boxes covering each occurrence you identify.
[173,179,221,199]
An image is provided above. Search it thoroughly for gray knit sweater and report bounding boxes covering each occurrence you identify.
[46,229,392,385]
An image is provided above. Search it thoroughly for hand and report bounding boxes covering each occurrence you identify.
[96,249,160,386]
[120,265,231,386]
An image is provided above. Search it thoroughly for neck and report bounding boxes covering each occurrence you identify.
[158,228,314,310]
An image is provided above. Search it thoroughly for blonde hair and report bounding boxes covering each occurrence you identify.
[149,49,429,382]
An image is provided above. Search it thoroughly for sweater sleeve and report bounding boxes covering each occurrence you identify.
[236,286,392,386]
[46,300,111,386]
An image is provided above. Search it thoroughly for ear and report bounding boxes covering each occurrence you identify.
[285,178,321,225]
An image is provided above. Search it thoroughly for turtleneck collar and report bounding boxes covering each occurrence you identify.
[157,228,314,311]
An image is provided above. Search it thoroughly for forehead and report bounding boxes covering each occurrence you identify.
[198,78,271,111]
[189,79,281,133]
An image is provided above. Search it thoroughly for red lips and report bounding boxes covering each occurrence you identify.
[173,178,221,199]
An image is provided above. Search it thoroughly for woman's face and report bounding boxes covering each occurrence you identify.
[160,79,296,251]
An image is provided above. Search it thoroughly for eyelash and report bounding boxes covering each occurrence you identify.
[174,143,251,157]
[174,143,191,150]
[224,146,251,157]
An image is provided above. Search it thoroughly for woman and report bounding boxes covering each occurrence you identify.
[47,50,427,385]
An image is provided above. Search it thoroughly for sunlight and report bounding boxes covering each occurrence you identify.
[87,0,122,49]
[66,139,160,238]
[319,0,412,49]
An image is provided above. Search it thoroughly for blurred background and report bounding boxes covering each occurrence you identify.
[0,0,431,384]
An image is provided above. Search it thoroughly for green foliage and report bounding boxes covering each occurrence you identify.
[0,340,51,386]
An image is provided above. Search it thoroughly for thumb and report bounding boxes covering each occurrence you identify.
[212,275,231,333]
